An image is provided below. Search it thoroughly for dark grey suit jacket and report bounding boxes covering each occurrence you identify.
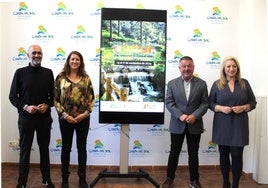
[165,76,209,134]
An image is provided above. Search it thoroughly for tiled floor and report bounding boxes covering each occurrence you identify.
[2,164,268,188]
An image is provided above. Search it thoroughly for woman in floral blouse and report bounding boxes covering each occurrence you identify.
[54,51,94,188]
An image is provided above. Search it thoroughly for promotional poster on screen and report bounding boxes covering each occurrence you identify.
[99,8,167,124]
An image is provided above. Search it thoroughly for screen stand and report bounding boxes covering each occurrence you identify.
[89,124,160,188]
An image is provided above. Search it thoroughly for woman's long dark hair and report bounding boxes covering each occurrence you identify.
[61,51,87,77]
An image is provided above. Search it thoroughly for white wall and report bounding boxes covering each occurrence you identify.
[238,0,268,175]
[1,0,267,178]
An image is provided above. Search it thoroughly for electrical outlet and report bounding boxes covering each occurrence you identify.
[9,140,19,148]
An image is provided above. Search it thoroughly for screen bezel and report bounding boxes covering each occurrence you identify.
[99,8,167,124]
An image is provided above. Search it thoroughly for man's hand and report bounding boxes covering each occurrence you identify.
[37,103,48,114]
[185,114,196,125]
[25,105,39,114]
[180,114,196,124]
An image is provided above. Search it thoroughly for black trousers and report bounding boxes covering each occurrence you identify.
[59,117,90,178]
[167,127,201,181]
[218,145,244,188]
[18,115,53,185]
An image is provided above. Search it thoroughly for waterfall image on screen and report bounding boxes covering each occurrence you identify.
[99,8,167,124]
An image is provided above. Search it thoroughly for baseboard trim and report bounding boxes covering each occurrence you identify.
[1,162,252,178]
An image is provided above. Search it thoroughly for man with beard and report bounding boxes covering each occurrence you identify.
[9,44,55,188]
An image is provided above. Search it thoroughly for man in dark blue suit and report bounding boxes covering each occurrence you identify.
[162,56,209,188]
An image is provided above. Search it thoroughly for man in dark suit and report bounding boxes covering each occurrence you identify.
[162,56,209,188]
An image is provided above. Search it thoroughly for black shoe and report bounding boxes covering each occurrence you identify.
[162,178,174,188]
[223,182,231,188]
[79,178,89,188]
[42,180,55,188]
[190,180,202,188]
[17,184,27,188]
[61,181,69,188]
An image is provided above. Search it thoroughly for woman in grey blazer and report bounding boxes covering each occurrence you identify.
[162,56,209,188]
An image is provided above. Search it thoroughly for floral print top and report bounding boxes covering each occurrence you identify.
[54,73,95,117]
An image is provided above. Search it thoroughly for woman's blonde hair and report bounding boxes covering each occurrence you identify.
[216,56,246,90]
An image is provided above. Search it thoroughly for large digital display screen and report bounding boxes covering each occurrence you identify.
[99,8,167,124]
